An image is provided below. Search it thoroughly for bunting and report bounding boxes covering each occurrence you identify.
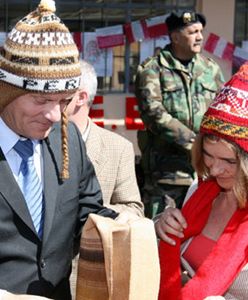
[145,14,168,38]
[95,25,125,49]
[1,9,247,67]
[91,14,248,69]
[73,32,83,53]
[203,32,248,67]
[204,33,235,61]
[124,15,168,43]
[124,20,149,43]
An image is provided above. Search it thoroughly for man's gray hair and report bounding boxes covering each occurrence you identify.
[79,60,98,108]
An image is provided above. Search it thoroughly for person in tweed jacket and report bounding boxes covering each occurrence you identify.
[66,60,144,299]
[67,60,144,217]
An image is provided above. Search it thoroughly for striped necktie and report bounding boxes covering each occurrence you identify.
[14,139,44,238]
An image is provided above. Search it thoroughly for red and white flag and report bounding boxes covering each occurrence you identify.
[72,32,83,53]
[125,97,145,130]
[145,14,168,38]
[233,46,248,68]
[124,20,149,43]
[89,95,104,128]
[96,25,124,49]
[204,33,235,61]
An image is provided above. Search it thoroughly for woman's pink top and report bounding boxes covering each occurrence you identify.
[183,234,216,271]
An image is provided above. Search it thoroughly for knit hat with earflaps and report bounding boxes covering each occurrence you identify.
[200,62,248,153]
[0,0,81,179]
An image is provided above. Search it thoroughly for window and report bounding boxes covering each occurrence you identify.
[234,1,248,72]
[234,1,248,46]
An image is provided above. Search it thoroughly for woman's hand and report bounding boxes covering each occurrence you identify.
[155,207,187,245]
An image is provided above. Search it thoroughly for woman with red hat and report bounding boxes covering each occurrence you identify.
[155,64,248,300]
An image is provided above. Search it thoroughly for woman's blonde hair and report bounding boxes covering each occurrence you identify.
[192,134,248,208]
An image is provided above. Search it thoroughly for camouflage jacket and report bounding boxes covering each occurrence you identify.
[135,44,225,182]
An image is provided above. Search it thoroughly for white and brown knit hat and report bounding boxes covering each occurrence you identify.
[0,0,81,179]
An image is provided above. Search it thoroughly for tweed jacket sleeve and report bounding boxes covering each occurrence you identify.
[86,121,144,217]
[65,123,119,233]
[107,137,144,216]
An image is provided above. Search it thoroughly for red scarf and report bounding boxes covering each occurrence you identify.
[158,179,248,300]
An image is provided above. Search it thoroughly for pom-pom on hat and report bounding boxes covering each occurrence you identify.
[166,11,206,33]
[200,62,248,153]
[0,0,81,112]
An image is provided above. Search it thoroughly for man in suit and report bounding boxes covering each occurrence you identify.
[66,60,144,299]
[0,1,118,299]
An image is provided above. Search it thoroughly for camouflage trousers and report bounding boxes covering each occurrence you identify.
[141,177,190,219]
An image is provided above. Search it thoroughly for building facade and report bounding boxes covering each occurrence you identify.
[1,0,248,153]
[3,0,244,93]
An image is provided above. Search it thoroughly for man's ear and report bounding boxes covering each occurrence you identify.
[76,90,88,106]
[171,31,180,44]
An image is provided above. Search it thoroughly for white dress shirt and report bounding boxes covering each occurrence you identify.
[0,117,43,185]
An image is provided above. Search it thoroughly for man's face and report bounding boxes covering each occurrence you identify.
[172,22,204,58]
[1,92,74,139]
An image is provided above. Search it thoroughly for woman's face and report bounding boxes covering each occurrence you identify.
[203,138,238,191]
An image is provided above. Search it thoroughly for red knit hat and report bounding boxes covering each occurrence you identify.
[200,62,248,152]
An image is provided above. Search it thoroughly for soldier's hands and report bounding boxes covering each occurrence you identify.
[155,207,187,245]
[2,291,52,300]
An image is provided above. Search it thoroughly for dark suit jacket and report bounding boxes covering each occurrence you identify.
[0,122,117,300]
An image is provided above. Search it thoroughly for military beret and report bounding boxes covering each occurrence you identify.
[166,11,206,32]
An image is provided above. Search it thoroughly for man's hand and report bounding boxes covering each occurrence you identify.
[155,207,187,245]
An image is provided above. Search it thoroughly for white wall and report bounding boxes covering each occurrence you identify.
[200,0,235,81]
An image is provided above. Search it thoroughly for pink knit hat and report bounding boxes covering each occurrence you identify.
[200,62,248,152]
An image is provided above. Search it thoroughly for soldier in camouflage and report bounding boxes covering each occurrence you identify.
[135,11,225,218]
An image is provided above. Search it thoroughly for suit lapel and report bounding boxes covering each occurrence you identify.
[42,133,60,244]
[0,148,36,234]
[86,121,108,176]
